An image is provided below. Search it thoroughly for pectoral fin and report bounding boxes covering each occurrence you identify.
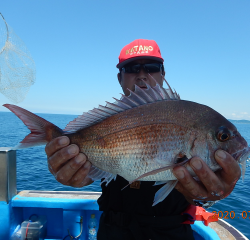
[153,180,178,206]
[154,181,167,186]
[122,158,189,190]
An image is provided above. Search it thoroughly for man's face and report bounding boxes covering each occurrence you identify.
[117,59,165,96]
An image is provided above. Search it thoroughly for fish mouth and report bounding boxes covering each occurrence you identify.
[232,146,250,163]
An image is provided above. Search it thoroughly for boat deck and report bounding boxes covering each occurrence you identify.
[13,190,249,240]
[209,220,248,240]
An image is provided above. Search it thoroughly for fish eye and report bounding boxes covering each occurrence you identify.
[216,127,231,142]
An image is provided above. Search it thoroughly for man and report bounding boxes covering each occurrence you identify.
[45,39,241,239]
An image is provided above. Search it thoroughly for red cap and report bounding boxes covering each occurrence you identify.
[116,39,164,68]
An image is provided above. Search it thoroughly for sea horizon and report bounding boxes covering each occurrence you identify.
[1,111,250,123]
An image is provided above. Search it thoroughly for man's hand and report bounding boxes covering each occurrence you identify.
[45,136,93,187]
[173,150,241,205]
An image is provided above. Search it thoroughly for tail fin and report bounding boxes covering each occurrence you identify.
[4,104,63,149]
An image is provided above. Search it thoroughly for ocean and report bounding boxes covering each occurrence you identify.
[0,111,249,239]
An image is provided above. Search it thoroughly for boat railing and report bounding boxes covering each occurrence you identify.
[0,147,17,203]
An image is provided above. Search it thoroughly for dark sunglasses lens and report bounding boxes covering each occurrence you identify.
[144,63,162,72]
[124,64,141,73]
[122,63,162,73]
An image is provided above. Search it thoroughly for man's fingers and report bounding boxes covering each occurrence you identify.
[45,136,93,188]
[189,157,224,197]
[215,150,241,183]
[55,153,88,185]
[173,151,241,202]
[45,136,70,157]
[68,161,93,187]
[47,144,79,173]
[173,166,208,199]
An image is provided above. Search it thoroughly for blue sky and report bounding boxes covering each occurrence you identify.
[0,0,249,120]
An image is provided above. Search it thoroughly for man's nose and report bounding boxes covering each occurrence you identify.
[136,67,148,80]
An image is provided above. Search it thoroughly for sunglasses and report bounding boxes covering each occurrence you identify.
[121,63,163,73]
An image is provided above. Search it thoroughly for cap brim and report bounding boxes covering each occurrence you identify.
[116,56,164,69]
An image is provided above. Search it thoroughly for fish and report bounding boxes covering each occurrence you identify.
[4,78,250,206]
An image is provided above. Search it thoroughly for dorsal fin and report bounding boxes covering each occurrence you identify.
[63,76,180,133]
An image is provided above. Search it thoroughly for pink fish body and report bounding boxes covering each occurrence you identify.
[4,81,250,205]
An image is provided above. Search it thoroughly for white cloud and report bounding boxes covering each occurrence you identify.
[227,112,250,120]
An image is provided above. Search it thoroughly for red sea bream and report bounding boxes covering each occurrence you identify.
[4,79,250,205]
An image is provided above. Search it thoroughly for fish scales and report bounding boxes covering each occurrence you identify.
[68,100,201,142]
[75,124,189,181]
[67,100,211,181]
[70,100,226,144]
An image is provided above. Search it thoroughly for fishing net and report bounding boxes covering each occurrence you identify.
[0,13,35,103]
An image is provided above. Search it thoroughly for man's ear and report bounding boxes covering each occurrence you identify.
[162,70,165,77]
[117,72,121,85]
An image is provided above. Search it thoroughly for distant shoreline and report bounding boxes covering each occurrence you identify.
[228,119,250,124]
